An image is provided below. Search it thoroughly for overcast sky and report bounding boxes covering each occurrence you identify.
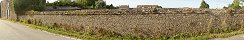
[0,0,235,8]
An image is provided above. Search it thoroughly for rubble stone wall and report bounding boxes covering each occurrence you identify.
[18,9,244,36]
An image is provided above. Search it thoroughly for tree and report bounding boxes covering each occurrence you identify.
[199,0,209,8]
[94,1,106,9]
[14,0,46,13]
[70,2,78,7]
[106,4,116,9]
[53,1,62,6]
[74,0,98,8]
[47,0,108,9]
[74,0,88,8]
[32,0,46,11]
[229,0,241,9]
[46,1,54,6]
[108,4,115,9]
[58,0,72,4]
[57,0,72,6]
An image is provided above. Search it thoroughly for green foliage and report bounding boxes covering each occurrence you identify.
[57,0,74,7]
[32,0,46,11]
[241,0,244,1]
[199,0,209,9]
[14,0,46,14]
[94,1,106,9]
[47,0,110,9]
[74,0,98,8]
[58,0,72,4]
[52,1,63,6]
[106,4,116,9]
[228,0,241,9]
[46,2,53,6]
[50,1,77,7]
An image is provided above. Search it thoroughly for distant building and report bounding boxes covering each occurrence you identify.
[137,5,161,9]
[136,5,162,12]
[118,5,129,9]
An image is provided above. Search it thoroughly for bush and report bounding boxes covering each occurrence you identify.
[199,0,209,9]
[228,0,241,9]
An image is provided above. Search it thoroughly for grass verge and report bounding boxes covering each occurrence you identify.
[186,30,244,40]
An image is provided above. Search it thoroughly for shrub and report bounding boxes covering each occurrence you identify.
[228,0,241,9]
[27,19,32,24]
[199,0,209,9]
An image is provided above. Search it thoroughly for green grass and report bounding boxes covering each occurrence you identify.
[186,30,244,40]
[6,20,244,40]
[15,22,96,40]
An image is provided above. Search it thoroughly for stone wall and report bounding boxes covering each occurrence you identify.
[18,9,244,37]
